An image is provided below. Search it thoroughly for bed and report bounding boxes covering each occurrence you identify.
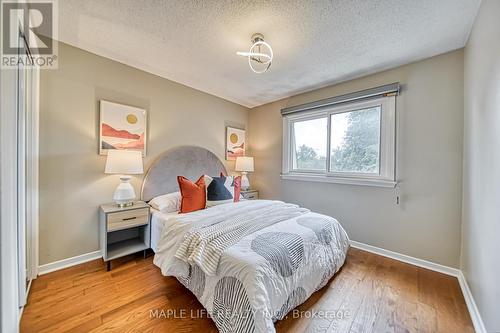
[142,146,350,333]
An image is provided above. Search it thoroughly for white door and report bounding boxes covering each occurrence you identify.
[16,31,37,308]
[17,33,28,307]
[0,20,39,333]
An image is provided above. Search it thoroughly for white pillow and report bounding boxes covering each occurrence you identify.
[149,191,181,213]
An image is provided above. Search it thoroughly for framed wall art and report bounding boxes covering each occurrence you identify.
[226,126,246,160]
[99,100,146,155]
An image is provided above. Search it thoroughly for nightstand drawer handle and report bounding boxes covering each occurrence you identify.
[122,217,137,221]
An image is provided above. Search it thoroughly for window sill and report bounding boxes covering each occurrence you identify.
[281,173,397,188]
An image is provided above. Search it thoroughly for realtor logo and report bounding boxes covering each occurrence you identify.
[1,0,58,68]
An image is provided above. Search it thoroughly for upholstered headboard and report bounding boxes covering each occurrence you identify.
[141,146,227,202]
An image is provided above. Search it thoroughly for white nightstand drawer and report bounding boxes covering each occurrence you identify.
[107,208,149,232]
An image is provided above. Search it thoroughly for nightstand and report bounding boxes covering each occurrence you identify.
[99,201,150,271]
[241,189,259,200]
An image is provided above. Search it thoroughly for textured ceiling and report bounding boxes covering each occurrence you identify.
[59,0,480,108]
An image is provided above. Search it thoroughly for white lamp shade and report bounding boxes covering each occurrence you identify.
[105,150,143,174]
[235,156,254,172]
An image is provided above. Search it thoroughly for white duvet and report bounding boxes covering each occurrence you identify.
[153,200,349,333]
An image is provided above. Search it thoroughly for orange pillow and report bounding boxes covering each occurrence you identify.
[177,175,206,213]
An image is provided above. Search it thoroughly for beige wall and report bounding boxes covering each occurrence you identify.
[248,50,464,267]
[40,42,465,270]
[462,0,500,331]
[39,42,248,265]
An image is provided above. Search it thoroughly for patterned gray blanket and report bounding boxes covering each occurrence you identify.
[175,201,309,276]
[154,200,349,333]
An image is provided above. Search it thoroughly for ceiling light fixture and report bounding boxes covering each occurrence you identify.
[236,33,273,74]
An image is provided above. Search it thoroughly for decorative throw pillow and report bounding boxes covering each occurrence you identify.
[177,175,206,213]
[232,176,242,202]
[149,191,181,213]
[205,173,241,207]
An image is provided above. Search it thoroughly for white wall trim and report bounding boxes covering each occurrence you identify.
[350,240,486,333]
[457,271,487,333]
[281,173,397,188]
[38,251,102,275]
[349,240,460,276]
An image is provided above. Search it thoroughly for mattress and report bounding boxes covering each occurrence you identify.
[150,208,178,252]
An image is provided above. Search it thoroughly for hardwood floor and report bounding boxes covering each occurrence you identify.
[21,248,474,333]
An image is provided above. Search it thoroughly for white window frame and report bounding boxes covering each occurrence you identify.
[282,96,396,188]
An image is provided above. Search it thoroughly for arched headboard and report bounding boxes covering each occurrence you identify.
[141,146,227,201]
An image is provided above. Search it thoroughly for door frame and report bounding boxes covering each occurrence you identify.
[17,29,40,299]
[0,14,40,332]
[0,58,23,333]
[22,38,40,282]
[27,61,40,281]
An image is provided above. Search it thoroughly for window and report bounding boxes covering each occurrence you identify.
[329,106,381,174]
[292,117,327,171]
[282,96,396,187]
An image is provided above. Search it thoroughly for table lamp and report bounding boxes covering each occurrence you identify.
[235,156,254,191]
[105,150,144,207]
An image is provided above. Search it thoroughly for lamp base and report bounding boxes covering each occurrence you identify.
[113,175,136,207]
[240,172,250,191]
[116,202,134,208]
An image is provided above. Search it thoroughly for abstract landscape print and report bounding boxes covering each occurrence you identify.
[226,127,245,160]
[99,100,146,155]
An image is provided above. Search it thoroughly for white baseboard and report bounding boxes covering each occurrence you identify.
[457,271,487,333]
[349,240,460,277]
[349,240,486,333]
[38,250,102,276]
